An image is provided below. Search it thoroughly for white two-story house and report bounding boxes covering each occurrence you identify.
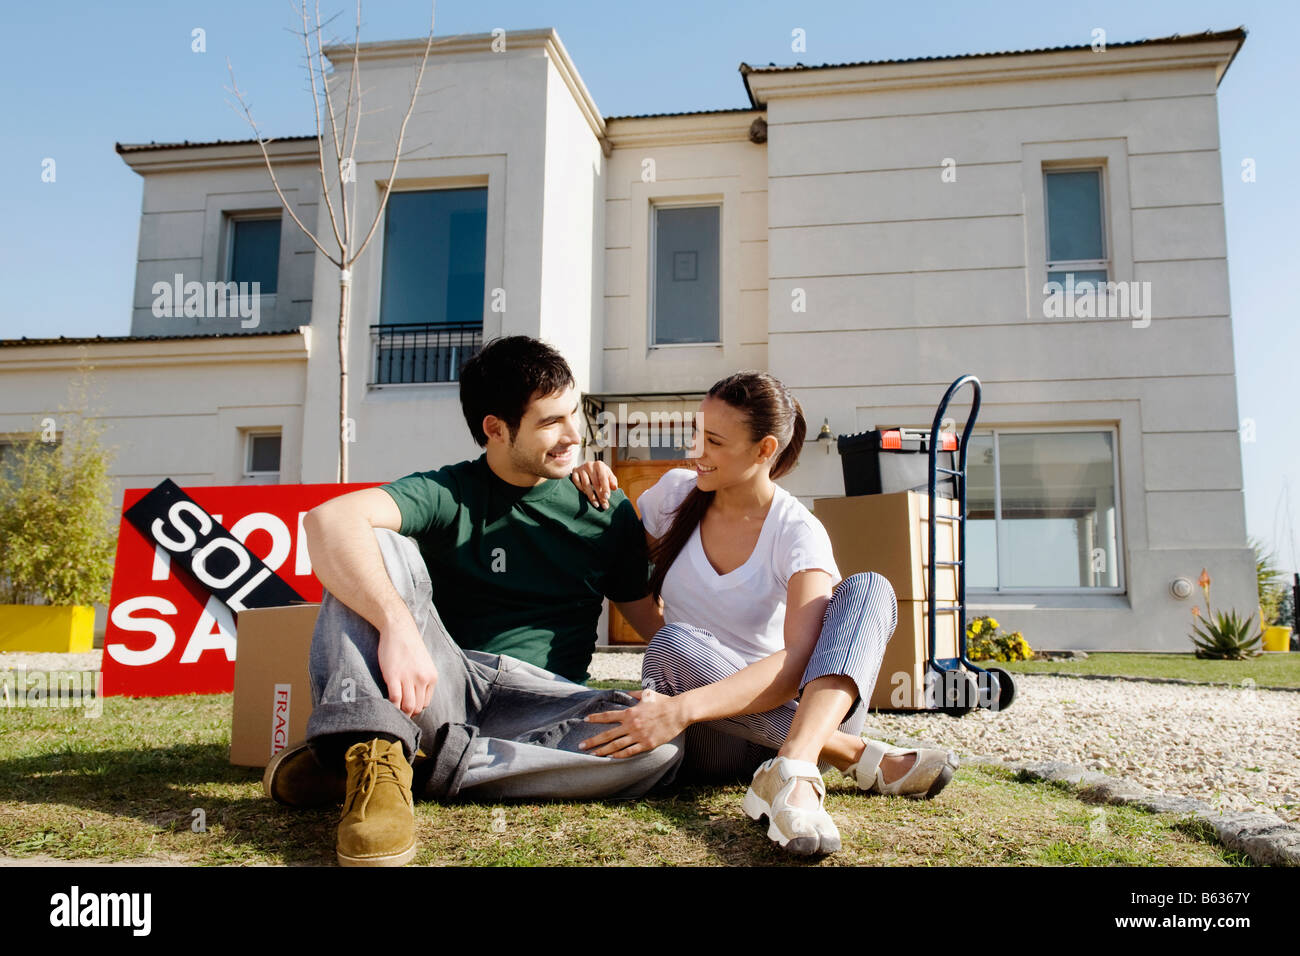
[0,26,1254,650]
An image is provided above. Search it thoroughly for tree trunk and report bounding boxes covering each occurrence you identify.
[337,271,351,482]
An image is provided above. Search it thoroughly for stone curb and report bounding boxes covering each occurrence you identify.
[879,733,1300,867]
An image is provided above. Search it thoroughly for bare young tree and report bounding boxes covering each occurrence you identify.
[227,1,438,481]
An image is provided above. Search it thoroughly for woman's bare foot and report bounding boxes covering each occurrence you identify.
[878,751,917,784]
[785,778,822,810]
[786,754,917,807]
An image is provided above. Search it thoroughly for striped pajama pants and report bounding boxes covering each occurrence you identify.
[641,571,898,782]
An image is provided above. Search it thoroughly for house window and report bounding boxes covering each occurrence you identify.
[373,187,488,384]
[244,431,281,483]
[1044,169,1107,287]
[966,429,1121,591]
[227,216,281,294]
[651,204,720,346]
[0,437,59,484]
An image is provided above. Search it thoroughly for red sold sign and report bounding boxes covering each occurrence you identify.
[102,482,379,697]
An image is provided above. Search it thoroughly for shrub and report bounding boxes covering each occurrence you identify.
[0,371,117,606]
[965,615,1033,661]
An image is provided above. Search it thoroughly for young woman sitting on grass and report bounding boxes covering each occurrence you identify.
[569,371,958,856]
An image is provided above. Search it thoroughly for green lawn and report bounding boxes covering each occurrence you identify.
[991,652,1300,688]
[0,689,1246,866]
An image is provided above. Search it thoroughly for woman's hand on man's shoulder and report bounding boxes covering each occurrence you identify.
[569,458,618,510]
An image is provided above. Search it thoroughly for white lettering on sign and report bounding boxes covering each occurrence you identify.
[145,511,311,583]
[227,568,273,613]
[150,500,211,551]
[296,511,312,576]
[191,538,251,590]
[151,544,171,581]
[106,596,179,666]
[271,683,292,756]
[228,512,292,572]
[178,596,236,664]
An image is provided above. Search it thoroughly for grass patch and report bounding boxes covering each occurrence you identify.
[994,652,1300,688]
[0,692,1245,866]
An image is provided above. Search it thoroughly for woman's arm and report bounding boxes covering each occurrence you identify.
[580,568,834,758]
[676,568,833,722]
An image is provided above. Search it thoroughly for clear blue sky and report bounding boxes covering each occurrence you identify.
[2,0,1296,576]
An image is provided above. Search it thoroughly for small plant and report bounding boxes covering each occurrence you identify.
[965,615,1033,661]
[1250,536,1287,626]
[1188,568,1263,660]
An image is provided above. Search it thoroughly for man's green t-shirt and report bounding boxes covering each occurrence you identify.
[379,454,650,682]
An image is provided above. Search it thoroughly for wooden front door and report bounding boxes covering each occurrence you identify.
[607,456,695,644]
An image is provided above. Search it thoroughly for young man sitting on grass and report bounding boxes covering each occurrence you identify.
[263,335,682,866]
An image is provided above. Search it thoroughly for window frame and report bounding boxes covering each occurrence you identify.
[369,184,489,388]
[223,211,283,296]
[0,436,59,484]
[966,424,1125,595]
[1019,140,1134,320]
[1043,166,1109,286]
[243,430,283,482]
[648,200,722,349]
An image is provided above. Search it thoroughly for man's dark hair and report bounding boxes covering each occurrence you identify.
[459,336,576,447]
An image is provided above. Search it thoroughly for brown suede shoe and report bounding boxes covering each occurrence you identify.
[336,739,416,867]
[263,740,346,808]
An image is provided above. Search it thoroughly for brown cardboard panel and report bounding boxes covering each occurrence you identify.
[813,491,959,602]
[868,599,960,711]
[230,603,320,768]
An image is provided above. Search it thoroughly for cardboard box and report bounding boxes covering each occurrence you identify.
[230,603,320,768]
[869,599,959,710]
[812,491,959,602]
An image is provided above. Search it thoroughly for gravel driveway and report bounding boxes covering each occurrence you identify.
[590,650,1300,825]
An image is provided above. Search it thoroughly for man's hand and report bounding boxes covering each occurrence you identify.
[578,688,688,758]
[570,459,618,510]
[376,614,439,718]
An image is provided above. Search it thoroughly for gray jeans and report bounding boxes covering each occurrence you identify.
[305,528,684,801]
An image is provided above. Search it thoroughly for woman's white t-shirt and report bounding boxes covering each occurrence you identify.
[636,468,842,665]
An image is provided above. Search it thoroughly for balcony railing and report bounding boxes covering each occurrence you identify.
[370,322,483,385]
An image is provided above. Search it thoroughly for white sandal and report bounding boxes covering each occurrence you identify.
[846,739,959,800]
[742,756,841,855]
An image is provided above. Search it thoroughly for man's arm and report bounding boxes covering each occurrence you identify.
[303,488,438,718]
[612,527,665,641]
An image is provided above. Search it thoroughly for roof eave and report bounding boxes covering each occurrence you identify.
[741,29,1247,106]
[115,137,322,175]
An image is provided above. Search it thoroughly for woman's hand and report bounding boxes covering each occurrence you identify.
[569,459,618,510]
[578,688,688,758]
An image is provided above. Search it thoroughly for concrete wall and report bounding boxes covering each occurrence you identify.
[125,142,321,337]
[299,33,605,482]
[0,335,309,507]
[757,53,1253,649]
[538,54,606,393]
[601,112,770,398]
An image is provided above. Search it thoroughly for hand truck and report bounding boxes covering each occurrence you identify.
[925,374,1018,716]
